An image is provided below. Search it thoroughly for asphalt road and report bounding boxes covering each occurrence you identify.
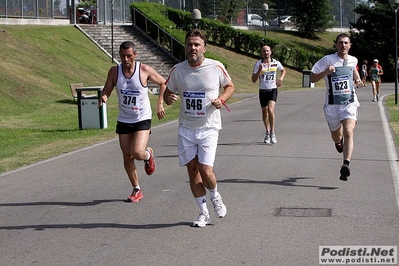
[1,83,398,266]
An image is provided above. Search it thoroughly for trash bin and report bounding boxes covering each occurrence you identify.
[76,86,108,129]
[302,70,315,88]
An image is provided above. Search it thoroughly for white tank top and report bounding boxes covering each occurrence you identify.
[116,62,152,123]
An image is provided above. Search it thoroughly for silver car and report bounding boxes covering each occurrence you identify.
[247,14,269,27]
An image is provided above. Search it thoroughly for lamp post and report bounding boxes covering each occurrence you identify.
[261,3,269,36]
[339,0,343,32]
[214,0,216,18]
[191,9,201,29]
[390,0,399,105]
[110,0,114,63]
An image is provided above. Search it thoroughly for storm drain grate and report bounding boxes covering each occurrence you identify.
[276,207,332,217]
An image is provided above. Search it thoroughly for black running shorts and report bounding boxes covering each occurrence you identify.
[259,89,278,107]
[116,119,151,134]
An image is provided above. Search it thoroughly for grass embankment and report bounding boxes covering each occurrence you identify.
[0,25,177,173]
[1,25,395,174]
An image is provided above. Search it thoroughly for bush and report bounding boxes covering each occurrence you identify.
[131,2,324,71]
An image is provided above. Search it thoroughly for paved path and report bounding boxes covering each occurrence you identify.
[1,83,398,266]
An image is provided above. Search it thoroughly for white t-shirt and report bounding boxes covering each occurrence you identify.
[311,53,359,105]
[253,58,284,90]
[165,58,231,130]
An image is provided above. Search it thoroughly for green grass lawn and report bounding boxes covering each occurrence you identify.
[0,25,181,173]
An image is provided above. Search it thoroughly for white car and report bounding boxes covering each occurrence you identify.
[247,14,269,27]
[270,15,292,26]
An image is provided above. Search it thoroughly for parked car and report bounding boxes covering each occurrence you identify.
[247,14,269,27]
[269,15,292,26]
[206,14,219,20]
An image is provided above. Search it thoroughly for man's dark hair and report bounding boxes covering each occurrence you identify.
[335,33,351,43]
[119,41,136,52]
[185,29,207,46]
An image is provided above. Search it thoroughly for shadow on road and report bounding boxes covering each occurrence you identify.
[218,177,338,190]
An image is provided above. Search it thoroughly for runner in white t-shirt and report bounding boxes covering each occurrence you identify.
[311,33,364,181]
[251,45,286,144]
[164,29,235,227]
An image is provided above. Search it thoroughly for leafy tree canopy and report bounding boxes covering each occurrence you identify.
[78,0,96,8]
[350,1,396,80]
[289,0,335,39]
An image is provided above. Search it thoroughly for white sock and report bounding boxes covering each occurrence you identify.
[145,150,150,160]
[208,185,220,199]
[134,185,140,191]
[195,196,209,214]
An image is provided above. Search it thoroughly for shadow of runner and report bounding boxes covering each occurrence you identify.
[0,222,192,231]
[0,199,123,207]
[218,177,338,190]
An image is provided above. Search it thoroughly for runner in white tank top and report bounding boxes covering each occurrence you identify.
[115,62,152,123]
[99,41,166,202]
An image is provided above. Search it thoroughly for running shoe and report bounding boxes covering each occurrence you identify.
[270,132,277,144]
[335,139,343,153]
[144,147,155,175]
[193,211,211,227]
[264,134,271,144]
[127,188,143,202]
[372,96,377,102]
[211,195,227,218]
[339,164,350,181]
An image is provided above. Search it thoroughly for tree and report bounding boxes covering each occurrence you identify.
[78,0,96,8]
[330,0,359,28]
[215,0,247,25]
[350,1,396,80]
[290,0,335,39]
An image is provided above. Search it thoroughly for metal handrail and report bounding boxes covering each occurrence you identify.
[131,7,185,62]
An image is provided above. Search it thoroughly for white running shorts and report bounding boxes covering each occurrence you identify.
[323,103,359,132]
[178,127,219,167]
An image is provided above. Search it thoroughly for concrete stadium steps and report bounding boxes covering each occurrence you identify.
[78,24,179,90]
